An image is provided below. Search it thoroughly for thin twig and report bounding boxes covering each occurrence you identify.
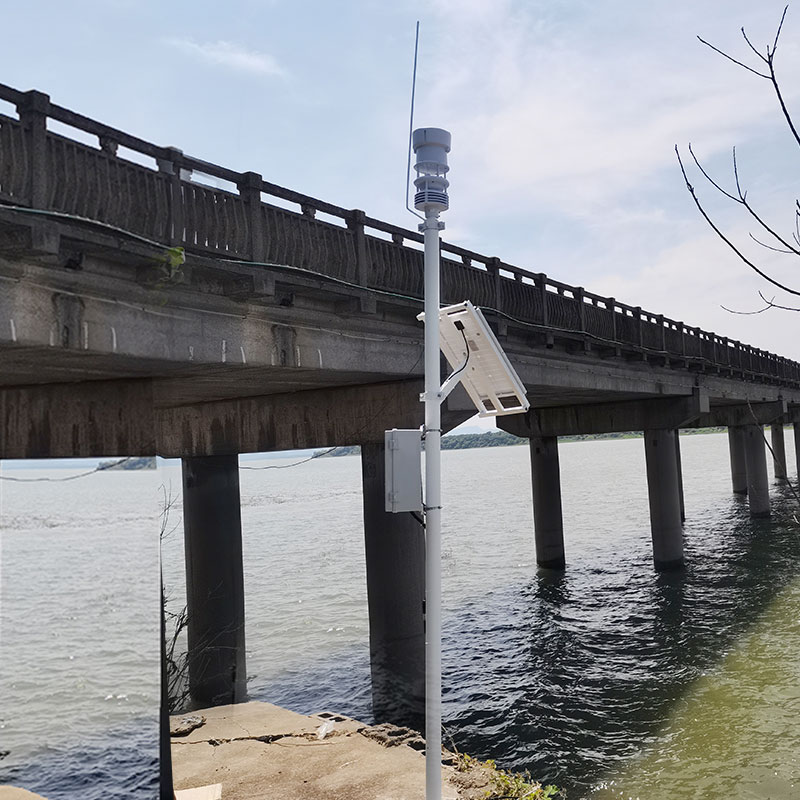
[697,35,770,78]
[675,146,800,297]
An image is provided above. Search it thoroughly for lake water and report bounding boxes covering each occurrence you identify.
[1,432,799,798]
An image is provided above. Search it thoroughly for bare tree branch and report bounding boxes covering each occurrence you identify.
[740,25,770,64]
[772,5,790,55]
[687,145,800,255]
[697,35,770,77]
[766,56,800,149]
[675,145,800,297]
[748,231,796,253]
[721,289,800,315]
[757,289,800,311]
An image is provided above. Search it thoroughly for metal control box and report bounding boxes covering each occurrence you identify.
[384,428,423,513]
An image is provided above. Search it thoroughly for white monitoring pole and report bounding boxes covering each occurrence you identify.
[412,126,451,800]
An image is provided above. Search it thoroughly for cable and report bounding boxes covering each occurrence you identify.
[445,323,471,385]
[0,457,134,482]
[240,448,337,470]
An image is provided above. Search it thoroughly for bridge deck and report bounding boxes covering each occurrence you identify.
[1,84,799,458]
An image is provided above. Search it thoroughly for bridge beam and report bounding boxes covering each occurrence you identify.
[770,421,788,482]
[182,454,247,707]
[0,378,471,459]
[498,391,708,439]
[360,442,425,726]
[743,425,771,518]
[689,400,787,429]
[728,426,748,495]
[643,428,684,570]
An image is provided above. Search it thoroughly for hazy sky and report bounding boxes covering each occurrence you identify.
[3,0,799,365]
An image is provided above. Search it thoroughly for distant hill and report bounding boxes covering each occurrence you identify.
[317,426,727,457]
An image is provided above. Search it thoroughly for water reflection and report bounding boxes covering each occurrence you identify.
[443,489,800,797]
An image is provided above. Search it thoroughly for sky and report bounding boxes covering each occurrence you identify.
[2,0,800,437]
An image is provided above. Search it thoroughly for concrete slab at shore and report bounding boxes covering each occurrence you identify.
[170,701,492,800]
[0,789,49,800]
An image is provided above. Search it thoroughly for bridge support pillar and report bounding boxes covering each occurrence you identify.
[644,428,684,570]
[743,425,771,518]
[728,426,748,495]
[795,422,800,480]
[529,436,566,569]
[770,422,788,482]
[360,442,425,726]
[182,455,247,707]
[674,430,686,523]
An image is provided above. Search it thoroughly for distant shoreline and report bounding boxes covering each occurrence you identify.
[319,426,728,457]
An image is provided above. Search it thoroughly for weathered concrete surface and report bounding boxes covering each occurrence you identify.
[170,702,463,800]
[3,206,800,462]
[169,702,525,800]
[0,378,472,459]
[0,789,48,800]
[498,392,709,438]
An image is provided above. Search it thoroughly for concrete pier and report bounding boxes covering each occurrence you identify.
[728,426,748,495]
[770,422,788,481]
[643,428,684,570]
[182,455,247,707]
[795,422,800,481]
[360,443,425,725]
[743,425,771,518]
[674,430,686,523]
[529,436,566,569]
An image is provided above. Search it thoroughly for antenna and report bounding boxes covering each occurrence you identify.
[405,21,424,221]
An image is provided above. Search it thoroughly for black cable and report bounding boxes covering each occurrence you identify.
[0,457,134,482]
[240,448,338,470]
[445,323,471,385]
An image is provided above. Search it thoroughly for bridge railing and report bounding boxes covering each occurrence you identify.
[1,84,798,386]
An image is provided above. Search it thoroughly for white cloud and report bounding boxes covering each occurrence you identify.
[420,0,800,220]
[165,38,285,77]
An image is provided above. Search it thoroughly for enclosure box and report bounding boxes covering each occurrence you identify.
[384,428,423,513]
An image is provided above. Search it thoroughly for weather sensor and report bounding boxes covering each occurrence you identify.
[413,128,450,212]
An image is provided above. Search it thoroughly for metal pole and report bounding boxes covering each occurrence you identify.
[422,206,442,800]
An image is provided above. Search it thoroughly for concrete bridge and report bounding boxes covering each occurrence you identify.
[2,85,800,730]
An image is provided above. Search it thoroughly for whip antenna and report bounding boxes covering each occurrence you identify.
[406,21,424,221]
